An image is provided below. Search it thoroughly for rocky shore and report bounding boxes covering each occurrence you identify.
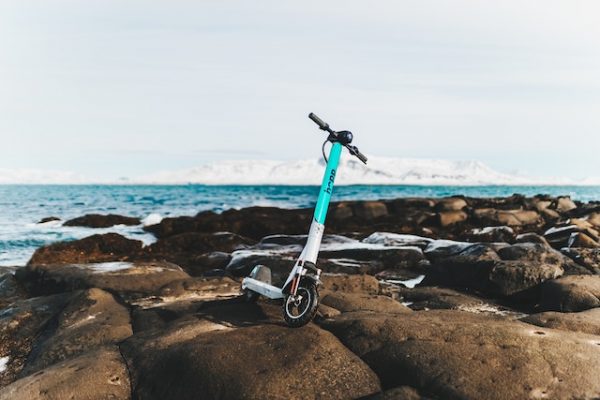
[2,194,600,399]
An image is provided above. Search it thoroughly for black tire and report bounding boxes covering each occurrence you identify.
[283,281,319,328]
[243,289,259,303]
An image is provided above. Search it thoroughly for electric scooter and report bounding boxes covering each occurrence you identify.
[241,113,368,327]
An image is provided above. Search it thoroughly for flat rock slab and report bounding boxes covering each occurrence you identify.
[321,292,412,314]
[16,261,189,296]
[0,293,72,387]
[22,288,133,374]
[320,310,600,400]
[521,308,600,335]
[0,347,130,400]
[121,320,381,400]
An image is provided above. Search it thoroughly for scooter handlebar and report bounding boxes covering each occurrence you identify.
[347,145,368,164]
[308,112,330,132]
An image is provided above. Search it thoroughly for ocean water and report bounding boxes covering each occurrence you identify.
[1,184,599,267]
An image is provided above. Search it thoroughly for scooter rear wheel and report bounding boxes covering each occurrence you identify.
[283,281,319,328]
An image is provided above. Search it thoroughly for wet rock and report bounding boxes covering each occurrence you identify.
[423,239,472,262]
[466,226,515,243]
[544,224,600,249]
[555,196,577,213]
[539,275,600,312]
[146,232,253,272]
[0,274,26,309]
[184,251,231,276]
[362,233,433,249]
[515,232,550,246]
[438,210,468,227]
[321,273,380,294]
[27,233,143,266]
[0,347,130,400]
[320,310,600,400]
[569,232,600,248]
[320,292,412,314]
[521,308,600,335]
[436,197,467,211]
[497,242,583,274]
[354,201,388,220]
[121,320,382,400]
[16,261,189,297]
[22,288,132,374]
[37,217,60,224]
[64,213,140,228]
[0,293,72,387]
[320,246,426,271]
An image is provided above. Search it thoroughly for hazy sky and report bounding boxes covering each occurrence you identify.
[1,1,599,180]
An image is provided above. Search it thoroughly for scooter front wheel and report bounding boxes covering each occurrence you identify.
[283,281,319,328]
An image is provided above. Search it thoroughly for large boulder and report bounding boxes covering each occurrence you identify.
[0,347,130,400]
[521,308,600,335]
[437,210,468,227]
[425,243,563,297]
[0,293,72,387]
[539,275,600,311]
[27,233,143,265]
[16,261,189,297]
[121,320,382,400]
[319,310,600,400]
[64,213,140,228]
[21,288,132,374]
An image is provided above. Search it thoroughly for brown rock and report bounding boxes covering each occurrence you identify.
[121,320,382,400]
[0,347,130,400]
[27,233,143,266]
[16,261,189,297]
[320,310,600,400]
[22,288,132,374]
[555,196,577,213]
[396,286,488,311]
[0,293,72,387]
[64,213,140,228]
[436,197,467,211]
[569,232,600,248]
[321,292,412,314]
[0,274,26,309]
[354,201,389,220]
[521,308,600,335]
[438,210,468,227]
[515,232,551,247]
[539,275,600,311]
[321,273,380,294]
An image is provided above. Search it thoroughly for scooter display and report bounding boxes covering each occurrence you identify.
[241,113,368,327]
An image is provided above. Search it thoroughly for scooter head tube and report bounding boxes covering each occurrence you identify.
[314,142,342,225]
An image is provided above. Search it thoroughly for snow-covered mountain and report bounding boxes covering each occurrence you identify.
[139,156,556,186]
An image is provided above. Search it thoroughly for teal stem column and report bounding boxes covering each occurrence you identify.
[313,142,342,224]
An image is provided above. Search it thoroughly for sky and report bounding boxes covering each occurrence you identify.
[0,0,599,181]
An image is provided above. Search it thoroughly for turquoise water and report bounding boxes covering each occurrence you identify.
[1,184,599,266]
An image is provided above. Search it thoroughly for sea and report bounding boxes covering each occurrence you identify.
[1,184,599,267]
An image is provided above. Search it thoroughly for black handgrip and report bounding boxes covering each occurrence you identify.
[347,145,368,164]
[355,150,368,164]
[308,112,330,131]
